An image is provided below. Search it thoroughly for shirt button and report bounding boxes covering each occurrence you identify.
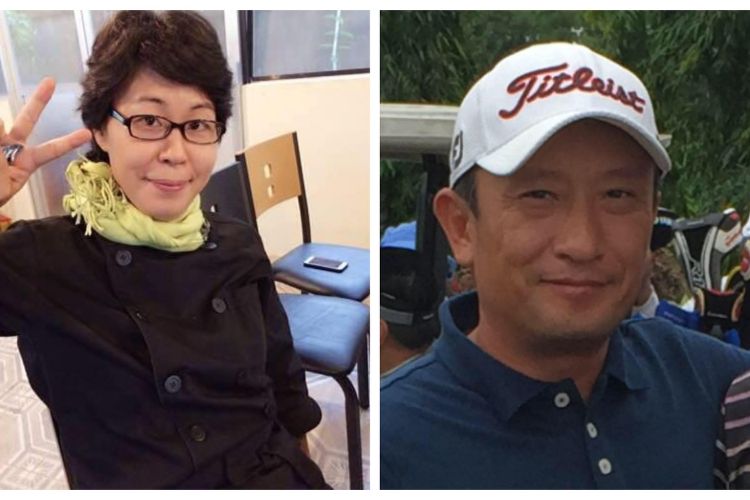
[598,458,612,475]
[164,375,182,394]
[587,422,598,438]
[202,241,218,250]
[212,297,227,313]
[554,392,570,408]
[134,310,147,322]
[115,250,132,266]
[264,402,274,417]
[189,424,207,442]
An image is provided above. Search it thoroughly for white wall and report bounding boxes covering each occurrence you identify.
[241,74,369,260]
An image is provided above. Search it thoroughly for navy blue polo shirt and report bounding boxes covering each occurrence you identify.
[380,292,750,489]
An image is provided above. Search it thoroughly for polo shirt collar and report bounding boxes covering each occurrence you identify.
[605,318,649,392]
[434,292,649,422]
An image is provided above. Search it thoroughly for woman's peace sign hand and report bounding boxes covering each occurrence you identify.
[0,78,92,207]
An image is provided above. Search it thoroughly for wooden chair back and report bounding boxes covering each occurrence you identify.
[236,132,312,241]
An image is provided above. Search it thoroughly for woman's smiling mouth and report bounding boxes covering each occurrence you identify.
[148,178,189,192]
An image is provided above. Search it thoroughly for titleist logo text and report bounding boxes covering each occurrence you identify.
[498,63,646,119]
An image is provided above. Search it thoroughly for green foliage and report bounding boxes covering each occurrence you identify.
[6,12,35,74]
[381,11,472,105]
[583,11,750,219]
[381,11,750,231]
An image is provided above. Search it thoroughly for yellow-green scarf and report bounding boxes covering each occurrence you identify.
[62,159,206,252]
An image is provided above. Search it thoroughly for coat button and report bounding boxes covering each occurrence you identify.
[212,298,227,313]
[115,250,132,266]
[164,375,182,394]
[134,310,147,322]
[202,241,218,250]
[189,424,207,442]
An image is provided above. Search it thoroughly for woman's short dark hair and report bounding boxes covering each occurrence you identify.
[79,11,233,162]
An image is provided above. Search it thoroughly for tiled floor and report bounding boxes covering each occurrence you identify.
[0,336,369,489]
[0,339,68,489]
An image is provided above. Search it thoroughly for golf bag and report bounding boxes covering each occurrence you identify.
[672,208,743,292]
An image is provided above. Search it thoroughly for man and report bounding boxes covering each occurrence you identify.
[380,42,750,489]
[380,247,441,377]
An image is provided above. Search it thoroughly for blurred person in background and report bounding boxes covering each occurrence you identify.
[380,247,441,377]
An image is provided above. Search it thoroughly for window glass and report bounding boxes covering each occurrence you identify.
[251,10,369,79]
[6,10,83,85]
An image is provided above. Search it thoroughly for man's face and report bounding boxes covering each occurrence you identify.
[465,120,656,351]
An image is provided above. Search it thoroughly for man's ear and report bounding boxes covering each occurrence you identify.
[433,187,475,268]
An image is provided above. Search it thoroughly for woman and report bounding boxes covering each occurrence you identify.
[0,11,327,489]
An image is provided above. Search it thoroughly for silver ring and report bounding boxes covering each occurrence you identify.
[2,144,23,166]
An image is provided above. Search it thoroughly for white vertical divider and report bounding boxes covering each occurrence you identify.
[216,10,244,172]
[73,11,93,69]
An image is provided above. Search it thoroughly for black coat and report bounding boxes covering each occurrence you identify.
[0,212,326,489]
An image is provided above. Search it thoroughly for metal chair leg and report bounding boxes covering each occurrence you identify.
[356,337,369,409]
[333,374,363,490]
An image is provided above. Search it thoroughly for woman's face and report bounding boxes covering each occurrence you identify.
[94,68,219,222]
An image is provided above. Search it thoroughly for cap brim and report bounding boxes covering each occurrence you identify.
[474,110,672,180]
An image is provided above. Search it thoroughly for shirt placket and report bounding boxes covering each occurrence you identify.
[545,379,626,489]
[582,399,626,488]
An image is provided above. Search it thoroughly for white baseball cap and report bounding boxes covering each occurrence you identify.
[449,42,671,187]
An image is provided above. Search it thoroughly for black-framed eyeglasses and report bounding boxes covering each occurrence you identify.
[110,109,226,145]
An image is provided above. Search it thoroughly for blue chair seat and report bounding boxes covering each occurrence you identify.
[274,243,370,302]
[279,293,369,489]
[279,293,369,375]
